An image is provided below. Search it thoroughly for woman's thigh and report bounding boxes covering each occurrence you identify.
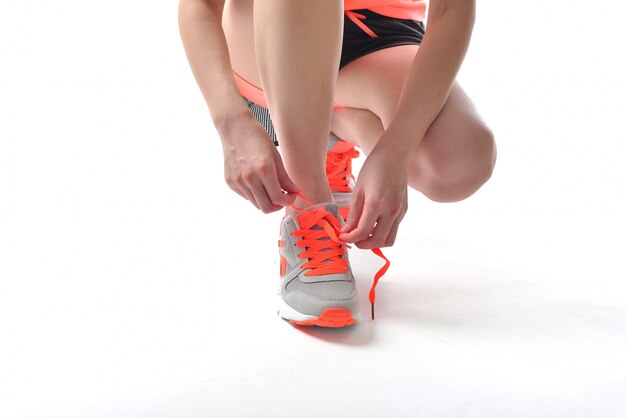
[336,44,424,127]
[333,44,496,201]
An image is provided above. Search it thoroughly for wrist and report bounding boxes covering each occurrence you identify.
[213,106,252,137]
[373,126,425,167]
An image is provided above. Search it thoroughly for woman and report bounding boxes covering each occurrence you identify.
[178,0,496,327]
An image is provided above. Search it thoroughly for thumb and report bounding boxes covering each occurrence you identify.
[341,191,364,234]
[274,153,300,193]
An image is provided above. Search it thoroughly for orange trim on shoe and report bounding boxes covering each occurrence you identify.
[288,308,358,327]
[280,255,287,276]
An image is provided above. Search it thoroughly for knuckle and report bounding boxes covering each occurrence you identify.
[254,159,271,175]
[389,204,402,217]
[369,196,385,210]
[241,170,254,182]
[371,238,385,248]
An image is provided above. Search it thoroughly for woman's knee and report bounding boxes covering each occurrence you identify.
[413,125,496,202]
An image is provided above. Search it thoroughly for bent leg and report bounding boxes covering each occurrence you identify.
[331,45,496,203]
[407,82,497,202]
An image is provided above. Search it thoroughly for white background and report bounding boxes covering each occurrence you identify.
[1,1,625,417]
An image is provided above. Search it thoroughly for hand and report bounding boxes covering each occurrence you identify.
[218,110,300,213]
[338,137,409,248]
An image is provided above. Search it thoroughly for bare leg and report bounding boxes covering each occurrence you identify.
[253,0,343,215]
[331,45,496,203]
[331,89,495,203]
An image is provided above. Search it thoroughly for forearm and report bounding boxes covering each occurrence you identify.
[380,1,475,162]
[178,0,250,133]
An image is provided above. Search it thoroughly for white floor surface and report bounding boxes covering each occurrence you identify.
[1,1,625,417]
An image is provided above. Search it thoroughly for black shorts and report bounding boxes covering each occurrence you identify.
[242,9,426,146]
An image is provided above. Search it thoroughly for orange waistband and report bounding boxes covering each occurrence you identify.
[232,68,346,110]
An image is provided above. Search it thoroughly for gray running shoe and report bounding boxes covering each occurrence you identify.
[277,201,361,327]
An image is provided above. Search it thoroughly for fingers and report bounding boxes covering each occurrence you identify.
[340,191,364,234]
[245,176,283,214]
[226,175,258,208]
[226,155,300,213]
[236,184,260,210]
[229,185,249,201]
[338,194,407,248]
[354,215,394,249]
[258,162,297,208]
[339,195,378,243]
[383,212,403,247]
[274,153,301,194]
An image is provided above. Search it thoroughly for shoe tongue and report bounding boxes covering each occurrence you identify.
[327,133,341,151]
[328,134,356,154]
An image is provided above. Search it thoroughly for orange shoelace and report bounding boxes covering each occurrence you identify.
[326,146,360,192]
[289,193,391,320]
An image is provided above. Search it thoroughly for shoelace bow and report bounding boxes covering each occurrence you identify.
[290,193,391,320]
[326,146,360,192]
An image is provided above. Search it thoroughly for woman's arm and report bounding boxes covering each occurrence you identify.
[178,0,251,134]
[376,0,476,161]
[178,0,300,213]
